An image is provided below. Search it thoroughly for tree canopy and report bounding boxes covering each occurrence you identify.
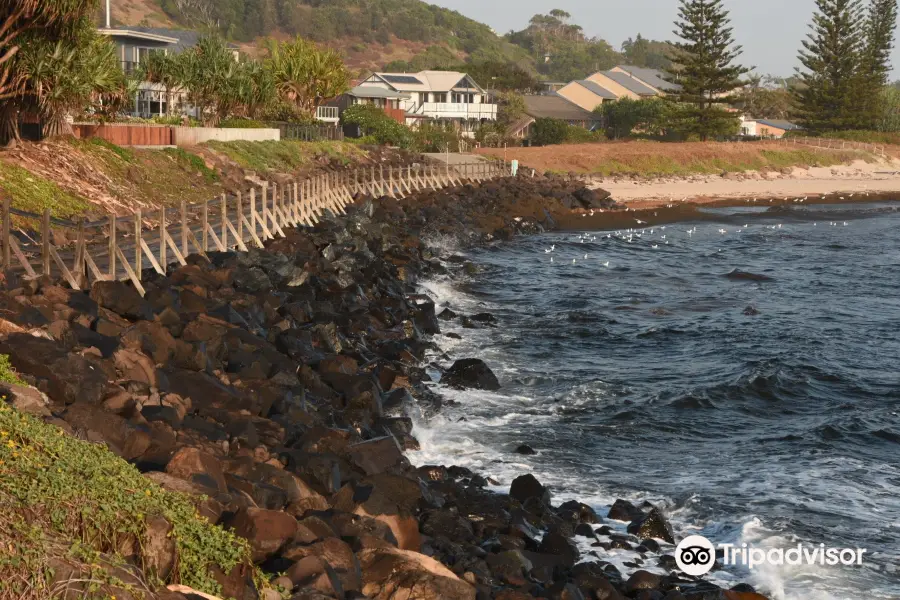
[667,0,749,140]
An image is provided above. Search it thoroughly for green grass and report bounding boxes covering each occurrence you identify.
[0,162,91,220]
[0,355,24,386]
[163,148,220,183]
[205,140,366,174]
[84,138,135,163]
[0,402,256,599]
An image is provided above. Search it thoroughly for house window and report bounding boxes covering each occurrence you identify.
[431,93,447,103]
[134,47,165,63]
[452,93,474,103]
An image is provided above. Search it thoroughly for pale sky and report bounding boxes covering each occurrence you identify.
[430,0,900,78]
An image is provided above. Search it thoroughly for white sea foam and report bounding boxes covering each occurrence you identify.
[411,276,881,600]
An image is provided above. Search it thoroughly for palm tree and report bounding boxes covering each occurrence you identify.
[268,37,349,117]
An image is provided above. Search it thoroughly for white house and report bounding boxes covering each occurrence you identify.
[354,71,498,136]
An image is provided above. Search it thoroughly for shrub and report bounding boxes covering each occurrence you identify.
[565,126,605,144]
[341,104,412,147]
[531,117,569,146]
[220,117,267,129]
[0,354,23,386]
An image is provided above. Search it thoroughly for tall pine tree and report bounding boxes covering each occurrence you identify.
[794,0,867,131]
[667,0,749,140]
[858,0,898,128]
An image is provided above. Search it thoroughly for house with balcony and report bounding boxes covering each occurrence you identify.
[98,26,239,118]
[352,70,497,136]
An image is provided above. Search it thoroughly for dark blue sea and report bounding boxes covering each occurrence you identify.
[412,202,900,600]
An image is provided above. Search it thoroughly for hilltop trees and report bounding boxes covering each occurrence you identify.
[667,0,750,140]
[621,35,675,70]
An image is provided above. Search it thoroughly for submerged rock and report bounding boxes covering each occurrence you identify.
[726,269,774,282]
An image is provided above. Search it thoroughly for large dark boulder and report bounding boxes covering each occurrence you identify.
[627,507,675,544]
[510,473,550,505]
[537,531,580,567]
[0,333,109,405]
[89,281,154,321]
[608,499,644,522]
[442,358,500,391]
[358,547,475,600]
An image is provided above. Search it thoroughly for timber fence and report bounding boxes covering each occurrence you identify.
[0,160,510,296]
[779,135,889,158]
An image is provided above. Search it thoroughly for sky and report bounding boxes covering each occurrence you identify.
[429,0,900,78]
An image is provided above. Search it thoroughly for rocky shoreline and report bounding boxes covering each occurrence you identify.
[0,175,765,600]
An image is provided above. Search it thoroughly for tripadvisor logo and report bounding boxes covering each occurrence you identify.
[675,535,867,576]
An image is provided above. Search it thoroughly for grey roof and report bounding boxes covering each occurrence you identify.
[756,119,803,131]
[615,66,681,91]
[523,95,600,121]
[348,85,410,100]
[602,71,660,96]
[575,80,618,100]
[128,27,240,52]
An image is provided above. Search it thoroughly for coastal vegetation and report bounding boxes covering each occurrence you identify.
[0,400,255,598]
[478,141,876,177]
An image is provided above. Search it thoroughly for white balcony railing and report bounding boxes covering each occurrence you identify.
[413,102,498,120]
[315,105,339,123]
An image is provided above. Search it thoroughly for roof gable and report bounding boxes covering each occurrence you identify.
[369,70,485,93]
[575,80,618,100]
[614,65,681,91]
[600,71,659,96]
[522,94,599,121]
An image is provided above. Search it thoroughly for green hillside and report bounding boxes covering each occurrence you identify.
[141,1,673,83]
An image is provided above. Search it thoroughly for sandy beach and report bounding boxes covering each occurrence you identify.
[589,159,900,208]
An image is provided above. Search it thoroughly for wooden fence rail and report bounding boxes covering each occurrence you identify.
[780,136,888,158]
[1,160,510,296]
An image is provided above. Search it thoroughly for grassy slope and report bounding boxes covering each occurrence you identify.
[479,141,880,177]
[0,398,254,599]
[0,139,371,223]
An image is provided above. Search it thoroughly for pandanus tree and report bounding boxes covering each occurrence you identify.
[21,32,124,137]
[0,0,102,142]
[267,37,349,117]
[179,35,245,126]
[140,50,185,117]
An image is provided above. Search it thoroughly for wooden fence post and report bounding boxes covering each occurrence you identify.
[201,198,208,252]
[135,209,142,277]
[159,207,166,274]
[221,193,228,249]
[180,200,188,257]
[41,209,50,277]
[108,214,117,280]
[1,196,8,270]
[249,187,256,241]
[237,190,244,244]
[75,219,85,288]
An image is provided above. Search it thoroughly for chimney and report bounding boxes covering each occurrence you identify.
[106,0,111,28]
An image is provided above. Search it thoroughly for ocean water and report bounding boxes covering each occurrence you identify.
[409,202,900,600]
